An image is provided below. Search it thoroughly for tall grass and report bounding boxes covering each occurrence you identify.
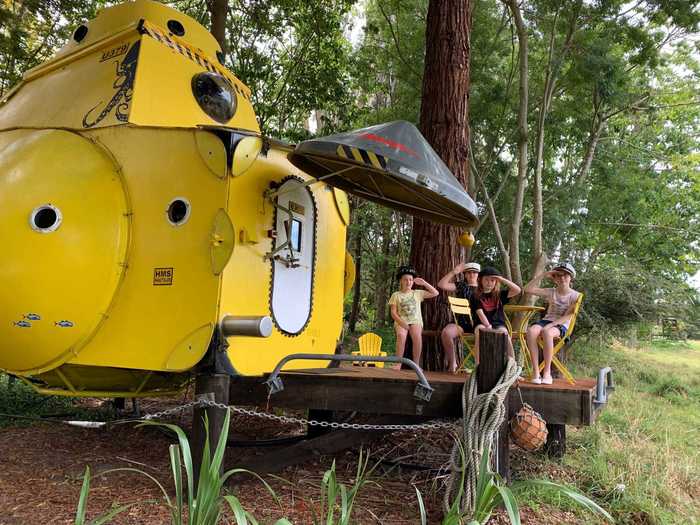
[518,338,700,524]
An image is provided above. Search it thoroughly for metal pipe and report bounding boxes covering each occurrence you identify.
[264,353,434,402]
[220,315,273,338]
[593,367,615,407]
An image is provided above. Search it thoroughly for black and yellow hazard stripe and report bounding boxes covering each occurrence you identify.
[138,20,251,102]
[336,144,387,170]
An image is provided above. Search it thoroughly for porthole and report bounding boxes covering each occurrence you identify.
[191,72,237,123]
[30,204,62,233]
[166,197,191,226]
[73,25,88,43]
[167,20,185,37]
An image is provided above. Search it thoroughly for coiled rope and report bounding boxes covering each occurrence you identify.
[443,357,521,516]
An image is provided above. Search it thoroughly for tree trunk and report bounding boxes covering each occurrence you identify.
[348,222,363,333]
[505,0,528,287]
[375,214,392,327]
[207,0,228,54]
[410,0,472,371]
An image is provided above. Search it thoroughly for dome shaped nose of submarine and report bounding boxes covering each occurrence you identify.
[0,129,128,374]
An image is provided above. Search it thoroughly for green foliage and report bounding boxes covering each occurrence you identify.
[0,0,108,96]
[74,410,290,524]
[184,0,358,140]
[315,450,378,525]
[0,374,113,428]
[418,439,612,524]
[555,339,700,523]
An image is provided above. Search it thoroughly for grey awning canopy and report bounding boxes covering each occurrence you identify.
[289,120,479,228]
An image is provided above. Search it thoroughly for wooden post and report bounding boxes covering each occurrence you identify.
[476,330,510,482]
[192,373,230,484]
[546,346,566,458]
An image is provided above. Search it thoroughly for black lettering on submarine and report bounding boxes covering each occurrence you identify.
[55,320,74,328]
[24,313,41,321]
[13,320,31,328]
[100,43,129,62]
[82,41,140,128]
[153,267,174,285]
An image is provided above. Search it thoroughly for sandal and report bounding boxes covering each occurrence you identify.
[541,376,553,385]
[530,377,542,384]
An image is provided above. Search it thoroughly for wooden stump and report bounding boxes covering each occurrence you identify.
[476,330,511,482]
[192,373,230,484]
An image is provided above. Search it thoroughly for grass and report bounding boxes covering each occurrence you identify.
[515,338,700,525]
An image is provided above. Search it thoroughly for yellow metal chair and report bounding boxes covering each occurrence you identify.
[351,332,387,367]
[447,296,477,371]
[537,293,584,384]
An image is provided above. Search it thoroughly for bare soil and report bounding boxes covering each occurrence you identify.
[0,395,585,524]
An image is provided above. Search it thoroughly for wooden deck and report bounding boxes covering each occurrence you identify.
[229,366,605,426]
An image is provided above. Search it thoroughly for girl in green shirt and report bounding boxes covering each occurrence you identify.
[388,265,439,370]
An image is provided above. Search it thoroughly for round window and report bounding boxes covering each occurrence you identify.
[30,204,62,233]
[167,20,185,37]
[167,198,191,226]
[191,72,237,123]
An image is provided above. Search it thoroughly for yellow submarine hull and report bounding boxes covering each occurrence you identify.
[0,1,348,396]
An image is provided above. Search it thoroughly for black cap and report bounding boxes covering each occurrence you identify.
[478,266,501,278]
[396,265,417,281]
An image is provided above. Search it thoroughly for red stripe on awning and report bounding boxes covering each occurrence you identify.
[359,133,419,159]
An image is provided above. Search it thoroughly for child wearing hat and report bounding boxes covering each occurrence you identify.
[388,265,439,370]
[472,267,521,364]
[438,261,481,372]
[523,262,581,384]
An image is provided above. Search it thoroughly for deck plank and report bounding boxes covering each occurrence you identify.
[228,367,601,426]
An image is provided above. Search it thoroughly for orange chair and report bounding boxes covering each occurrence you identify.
[351,332,386,367]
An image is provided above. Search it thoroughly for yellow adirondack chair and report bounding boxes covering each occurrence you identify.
[351,332,386,367]
[447,296,476,372]
[537,293,584,384]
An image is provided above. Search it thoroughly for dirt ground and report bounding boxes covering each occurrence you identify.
[0,395,585,525]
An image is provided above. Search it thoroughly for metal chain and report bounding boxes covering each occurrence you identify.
[142,398,459,432]
[142,400,203,421]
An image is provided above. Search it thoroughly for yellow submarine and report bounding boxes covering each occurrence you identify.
[0,0,478,397]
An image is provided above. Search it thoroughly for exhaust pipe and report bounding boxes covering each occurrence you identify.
[220,315,273,338]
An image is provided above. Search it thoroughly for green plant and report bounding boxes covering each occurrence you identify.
[417,441,614,525]
[74,466,143,525]
[314,449,379,525]
[74,410,292,525]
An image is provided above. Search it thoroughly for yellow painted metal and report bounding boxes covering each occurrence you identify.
[68,127,226,373]
[0,33,142,130]
[196,131,228,179]
[344,251,356,296]
[0,2,259,133]
[0,129,129,374]
[164,323,215,371]
[219,145,346,375]
[210,208,235,275]
[333,188,350,225]
[53,1,224,68]
[231,136,263,177]
[129,28,258,131]
[0,0,349,396]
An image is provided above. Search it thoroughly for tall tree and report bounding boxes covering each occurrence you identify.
[206,0,228,53]
[410,0,472,370]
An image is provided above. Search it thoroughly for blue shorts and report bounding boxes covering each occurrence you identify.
[533,319,566,338]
